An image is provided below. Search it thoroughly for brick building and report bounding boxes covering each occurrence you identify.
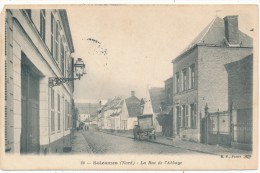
[5,9,75,154]
[171,15,253,142]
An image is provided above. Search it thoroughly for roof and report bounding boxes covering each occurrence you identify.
[225,54,253,72]
[172,16,253,63]
[125,96,141,117]
[149,87,165,113]
[158,105,173,115]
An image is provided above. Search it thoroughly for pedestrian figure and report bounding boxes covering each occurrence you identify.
[85,125,86,131]
[87,125,89,131]
[133,125,140,140]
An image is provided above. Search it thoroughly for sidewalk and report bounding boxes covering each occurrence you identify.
[101,130,251,155]
[71,130,93,154]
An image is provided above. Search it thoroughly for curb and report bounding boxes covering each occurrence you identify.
[100,130,217,155]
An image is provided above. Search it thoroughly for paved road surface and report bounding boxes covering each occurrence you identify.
[78,129,204,155]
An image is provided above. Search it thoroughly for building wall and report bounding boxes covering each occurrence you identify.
[6,9,74,154]
[172,48,198,139]
[197,46,253,115]
[165,77,173,105]
[127,117,137,130]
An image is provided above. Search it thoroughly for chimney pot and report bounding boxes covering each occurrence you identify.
[131,91,135,97]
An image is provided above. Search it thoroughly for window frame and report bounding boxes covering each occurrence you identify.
[51,89,55,132]
[40,9,46,42]
[57,94,61,131]
[190,64,195,89]
[182,68,187,91]
[175,72,180,93]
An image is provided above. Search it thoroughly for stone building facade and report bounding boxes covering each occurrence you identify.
[5,9,75,154]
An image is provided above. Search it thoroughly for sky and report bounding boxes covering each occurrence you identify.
[67,5,257,103]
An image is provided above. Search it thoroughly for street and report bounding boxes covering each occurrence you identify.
[72,128,204,155]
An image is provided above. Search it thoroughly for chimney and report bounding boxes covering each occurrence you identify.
[131,91,135,97]
[224,15,239,45]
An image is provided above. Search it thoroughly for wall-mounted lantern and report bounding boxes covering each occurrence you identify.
[48,58,86,88]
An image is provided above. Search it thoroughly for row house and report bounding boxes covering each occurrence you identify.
[97,91,141,132]
[142,87,165,134]
[5,9,75,154]
[171,15,253,142]
[76,102,99,122]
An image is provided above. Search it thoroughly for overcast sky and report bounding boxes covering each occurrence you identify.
[67,5,256,103]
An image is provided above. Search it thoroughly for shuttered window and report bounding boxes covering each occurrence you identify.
[57,94,61,131]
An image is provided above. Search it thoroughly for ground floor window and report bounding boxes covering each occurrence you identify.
[190,103,197,129]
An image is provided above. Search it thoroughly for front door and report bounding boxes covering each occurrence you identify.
[20,64,40,154]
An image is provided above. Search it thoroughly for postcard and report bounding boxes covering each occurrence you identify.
[0,4,258,170]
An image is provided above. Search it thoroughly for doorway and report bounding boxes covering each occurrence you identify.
[20,60,40,153]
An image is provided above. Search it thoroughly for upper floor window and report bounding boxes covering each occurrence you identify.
[60,43,65,75]
[175,72,180,93]
[190,64,195,89]
[51,13,54,56]
[40,9,46,42]
[182,68,187,91]
[55,22,60,62]
[25,9,31,18]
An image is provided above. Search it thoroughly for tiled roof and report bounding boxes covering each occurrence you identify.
[173,16,253,63]
[149,87,165,113]
[125,96,141,117]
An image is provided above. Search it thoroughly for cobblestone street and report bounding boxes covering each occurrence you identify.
[71,128,206,155]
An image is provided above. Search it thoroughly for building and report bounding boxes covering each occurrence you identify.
[5,9,75,154]
[225,54,253,150]
[171,15,253,142]
[97,91,141,132]
[75,102,99,123]
[157,77,174,137]
[142,87,165,134]
[120,91,141,131]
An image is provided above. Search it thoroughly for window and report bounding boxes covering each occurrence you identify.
[51,13,54,56]
[65,100,68,130]
[185,105,189,127]
[190,103,197,128]
[40,9,46,42]
[65,100,71,130]
[181,105,185,127]
[182,69,187,91]
[51,89,55,132]
[60,44,65,75]
[57,94,60,131]
[190,64,195,89]
[25,9,31,18]
[55,22,60,62]
[176,106,181,128]
[175,72,180,93]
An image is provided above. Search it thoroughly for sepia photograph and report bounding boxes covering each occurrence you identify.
[0,3,258,170]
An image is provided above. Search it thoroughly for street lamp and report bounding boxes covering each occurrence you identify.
[48,58,86,88]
